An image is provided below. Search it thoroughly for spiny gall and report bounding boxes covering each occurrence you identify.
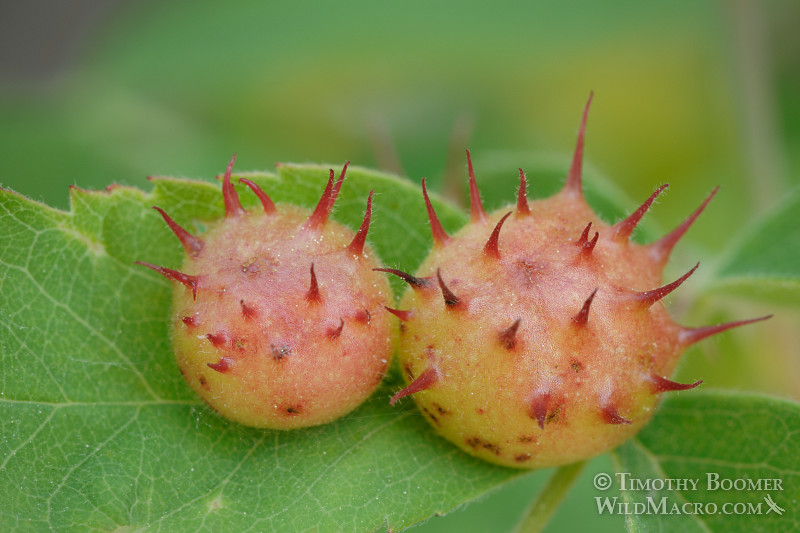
[138,156,395,429]
[386,95,772,468]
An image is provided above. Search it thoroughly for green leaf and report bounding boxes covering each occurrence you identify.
[705,187,800,305]
[611,391,800,532]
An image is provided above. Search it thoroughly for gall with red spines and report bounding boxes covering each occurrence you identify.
[137,157,395,429]
[386,95,771,468]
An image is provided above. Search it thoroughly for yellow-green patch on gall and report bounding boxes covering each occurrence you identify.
[386,95,771,468]
[138,157,395,429]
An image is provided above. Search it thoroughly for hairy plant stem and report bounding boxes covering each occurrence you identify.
[514,460,587,533]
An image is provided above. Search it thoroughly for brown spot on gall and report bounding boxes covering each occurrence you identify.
[403,362,415,381]
[285,405,303,415]
[271,343,292,361]
[241,257,258,273]
[515,259,545,286]
[483,442,501,456]
[422,406,440,426]
[465,436,501,455]
[547,405,561,424]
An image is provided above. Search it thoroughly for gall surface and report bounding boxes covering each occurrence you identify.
[139,159,395,429]
[387,97,769,468]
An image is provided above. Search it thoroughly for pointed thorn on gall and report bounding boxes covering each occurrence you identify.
[240,300,256,319]
[222,154,245,218]
[483,212,512,259]
[530,391,551,430]
[347,190,373,257]
[422,178,450,248]
[517,168,531,216]
[648,374,703,393]
[498,318,522,349]
[561,91,593,198]
[332,162,347,199]
[436,269,461,308]
[306,169,335,228]
[305,162,348,230]
[613,183,669,242]
[385,306,413,322]
[649,186,720,264]
[634,262,699,307]
[135,261,198,299]
[239,178,277,214]
[373,268,431,290]
[390,365,439,405]
[305,263,321,303]
[205,333,227,347]
[679,315,773,346]
[207,357,233,373]
[577,222,593,246]
[601,404,632,425]
[575,223,600,256]
[466,150,488,222]
[152,206,204,257]
[572,288,598,326]
[586,232,599,253]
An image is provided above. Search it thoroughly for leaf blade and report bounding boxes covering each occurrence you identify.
[612,391,800,533]
[706,187,800,305]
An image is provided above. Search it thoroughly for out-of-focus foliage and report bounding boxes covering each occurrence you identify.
[1,0,797,248]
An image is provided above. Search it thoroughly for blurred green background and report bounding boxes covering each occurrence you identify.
[2,1,798,531]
